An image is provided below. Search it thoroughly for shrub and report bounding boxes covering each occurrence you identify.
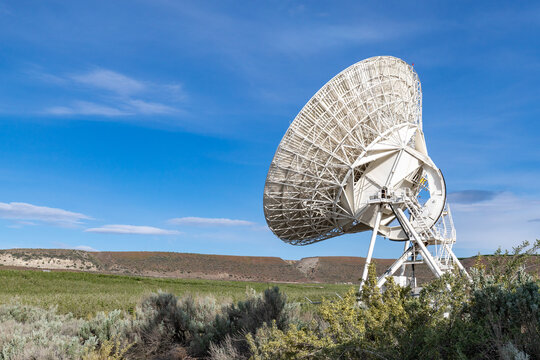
[0,305,89,359]
[78,310,132,346]
[247,267,411,359]
[0,304,137,360]
[127,292,218,359]
[247,244,540,360]
[466,266,540,358]
[1,241,538,360]
[82,336,133,360]
[209,286,289,356]
[208,336,241,360]
[127,287,291,359]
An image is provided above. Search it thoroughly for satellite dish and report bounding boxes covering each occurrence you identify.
[263,56,468,288]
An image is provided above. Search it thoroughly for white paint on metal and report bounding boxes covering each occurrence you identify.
[359,206,382,290]
[263,55,469,287]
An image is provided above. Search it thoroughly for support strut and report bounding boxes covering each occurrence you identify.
[359,196,469,292]
[359,206,382,291]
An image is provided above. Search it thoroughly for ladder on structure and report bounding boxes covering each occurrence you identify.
[375,196,468,288]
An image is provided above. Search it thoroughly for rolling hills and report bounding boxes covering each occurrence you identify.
[0,248,480,284]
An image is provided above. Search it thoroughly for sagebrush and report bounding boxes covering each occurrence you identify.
[1,240,538,359]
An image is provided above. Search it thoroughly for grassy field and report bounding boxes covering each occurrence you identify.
[0,269,352,317]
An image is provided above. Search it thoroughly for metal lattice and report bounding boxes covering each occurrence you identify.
[264,56,422,244]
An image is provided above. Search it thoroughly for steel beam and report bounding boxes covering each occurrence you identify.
[359,206,382,290]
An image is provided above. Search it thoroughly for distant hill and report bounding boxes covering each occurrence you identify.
[0,248,505,284]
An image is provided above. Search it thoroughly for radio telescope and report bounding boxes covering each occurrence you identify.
[263,56,468,288]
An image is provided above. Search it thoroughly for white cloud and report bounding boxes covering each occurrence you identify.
[271,20,425,57]
[74,245,99,252]
[52,242,99,252]
[40,68,185,118]
[450,192,540,252]
[0,202,91,226]
[168,217,256,227]
[45,101,130,116]
[126,99,176,115]
[7,220,37,228]
[71,69,145,96]
[85,224,180,235]
[44,99,178,117]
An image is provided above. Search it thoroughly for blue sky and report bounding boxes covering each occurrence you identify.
[0,0,539,259]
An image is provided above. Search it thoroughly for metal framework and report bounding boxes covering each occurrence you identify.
[361,193,468,289]
[263,56,468,286]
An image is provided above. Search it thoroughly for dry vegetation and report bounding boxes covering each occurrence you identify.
[0,248,495,284]
[1,243,538,359]
[1,244,539,359]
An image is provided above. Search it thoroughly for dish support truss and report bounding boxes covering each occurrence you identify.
[360,192,469,290]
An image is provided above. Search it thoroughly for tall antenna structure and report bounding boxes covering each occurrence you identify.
[263,56,468,288]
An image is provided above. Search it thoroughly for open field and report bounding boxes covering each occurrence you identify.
[0,268,351,317]
[0,248,429,283]
[1,249,537,319]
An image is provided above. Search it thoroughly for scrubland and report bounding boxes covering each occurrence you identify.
[0,240,538,359]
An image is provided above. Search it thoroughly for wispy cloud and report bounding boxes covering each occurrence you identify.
[85,224,180,235]
[74,245,99,251]
[7,220,38,229]
[448,190,498,204]
[126,99,177,115]
[52,242,99,252]
[168,217,256,227]
[46,101,131,116]
[272,22,418,55]
[528,218,540,223]
[71,69,145,96]
[40,68,184,117]
[165,2,421,57]
[451,192,540,251]
[0,202,91,226]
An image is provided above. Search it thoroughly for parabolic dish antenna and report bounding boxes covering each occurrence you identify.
[264,56,468,287]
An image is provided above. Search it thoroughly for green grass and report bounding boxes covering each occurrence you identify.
[0,269,351,317]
